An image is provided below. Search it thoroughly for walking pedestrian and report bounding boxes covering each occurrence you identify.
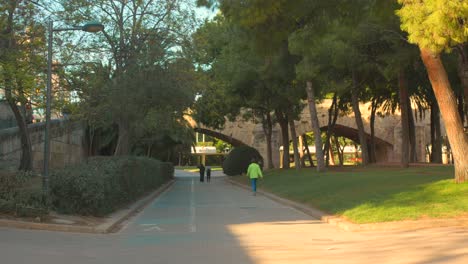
[198,163,205,182]
[246,158,263,196]
[206,166,211,182]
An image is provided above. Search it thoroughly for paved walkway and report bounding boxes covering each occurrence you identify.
[0,170,467,263]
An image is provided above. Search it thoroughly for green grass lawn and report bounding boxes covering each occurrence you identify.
[231,165,468,224]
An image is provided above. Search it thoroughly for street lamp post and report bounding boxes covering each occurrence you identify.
[43,20,104,194]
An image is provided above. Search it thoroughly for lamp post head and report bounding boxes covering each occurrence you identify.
[82,21,104,33]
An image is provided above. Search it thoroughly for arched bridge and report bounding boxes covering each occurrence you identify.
[193,99,439,168]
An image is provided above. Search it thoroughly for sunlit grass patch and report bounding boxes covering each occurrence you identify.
[230,166,468,223]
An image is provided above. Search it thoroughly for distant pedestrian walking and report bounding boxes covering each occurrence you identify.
[246,158,263,195]
[198,164,205,182]
[206,166,211,182]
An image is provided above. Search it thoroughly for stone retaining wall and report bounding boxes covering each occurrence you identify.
[0,120,85,171]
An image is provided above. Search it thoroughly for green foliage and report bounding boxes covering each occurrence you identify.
[49,156,173,216]
[222,146,263,176]
[213,138,232,153]
[0,1,46,103]
[396,0,468,53]
[53,0,198,156]
[0,171,48,217]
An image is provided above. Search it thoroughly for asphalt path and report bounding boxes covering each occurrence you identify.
[0,170,467,263]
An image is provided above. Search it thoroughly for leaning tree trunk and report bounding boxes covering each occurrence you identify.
[303,134,315,167]
[398,70,411,168]
[421,48,468,183]
[288,114,301,170]
[306,81,325,172]
[4,74,33,171]
[430,102,442,163]
[5,88,33,171]
[261,111,274,169]
[351,74,369,166]
[275,109,290,169]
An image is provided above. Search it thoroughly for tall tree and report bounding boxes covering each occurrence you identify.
[0,1,44,171]
[191,16,278,168]
[57,0,197,156]
[397,0,468,182]
[194,4,304,170]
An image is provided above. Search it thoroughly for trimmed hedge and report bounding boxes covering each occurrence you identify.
[222,146,263,176]
[50,156,173,216]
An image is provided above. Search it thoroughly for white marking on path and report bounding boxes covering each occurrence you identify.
[141,224,163,232]
[190,178,197,232]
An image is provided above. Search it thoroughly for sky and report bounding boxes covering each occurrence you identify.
[194,2,218,21]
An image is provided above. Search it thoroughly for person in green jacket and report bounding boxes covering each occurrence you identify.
[246,158,263,196]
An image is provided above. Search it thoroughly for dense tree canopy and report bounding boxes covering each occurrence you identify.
[51,0,199,157]
[192,0,467,181]
[1,0,466,182]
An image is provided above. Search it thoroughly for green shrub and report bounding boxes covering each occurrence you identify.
[0,198,15,213]
[222,146,263,176]
[0,171,48,217]
[0,171,30,198]
[49,156,173,216]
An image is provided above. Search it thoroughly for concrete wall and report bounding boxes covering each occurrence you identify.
[0,120,85,172]
[0,100,16,129]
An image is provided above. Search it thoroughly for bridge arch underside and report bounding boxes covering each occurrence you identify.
[319,124,393,163]
[194,128,246,147]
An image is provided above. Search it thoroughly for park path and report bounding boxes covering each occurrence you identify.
[0,170,467,264]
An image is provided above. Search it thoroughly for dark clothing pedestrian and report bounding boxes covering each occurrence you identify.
[198,164,205,182]
[206,166,211,182]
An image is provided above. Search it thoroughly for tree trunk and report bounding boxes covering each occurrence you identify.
[334,136,344,166]
[288,114,301,170]
[306,81,325,172]
[457,90,464,125]
[298,135,306,167]
[114,119,130,155]
[303,134,315,167]
[261,111,274,169]
[456,44,468,126]
[147,144,152,157]
[6,90,33,171]
[430,102,442,163]
[87,124,95,157]
[166,149,171,161]
[351,74,369,166]
[398,70,411,168]
[323,94,338,166]
[328,144,335,165]
[369,98,378,163]
[354,143,359,164]
[1,2,32,171]
[407,96,418,162]
[4,73,33,171]
[275,109,290,169]
[420,48,468,183]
